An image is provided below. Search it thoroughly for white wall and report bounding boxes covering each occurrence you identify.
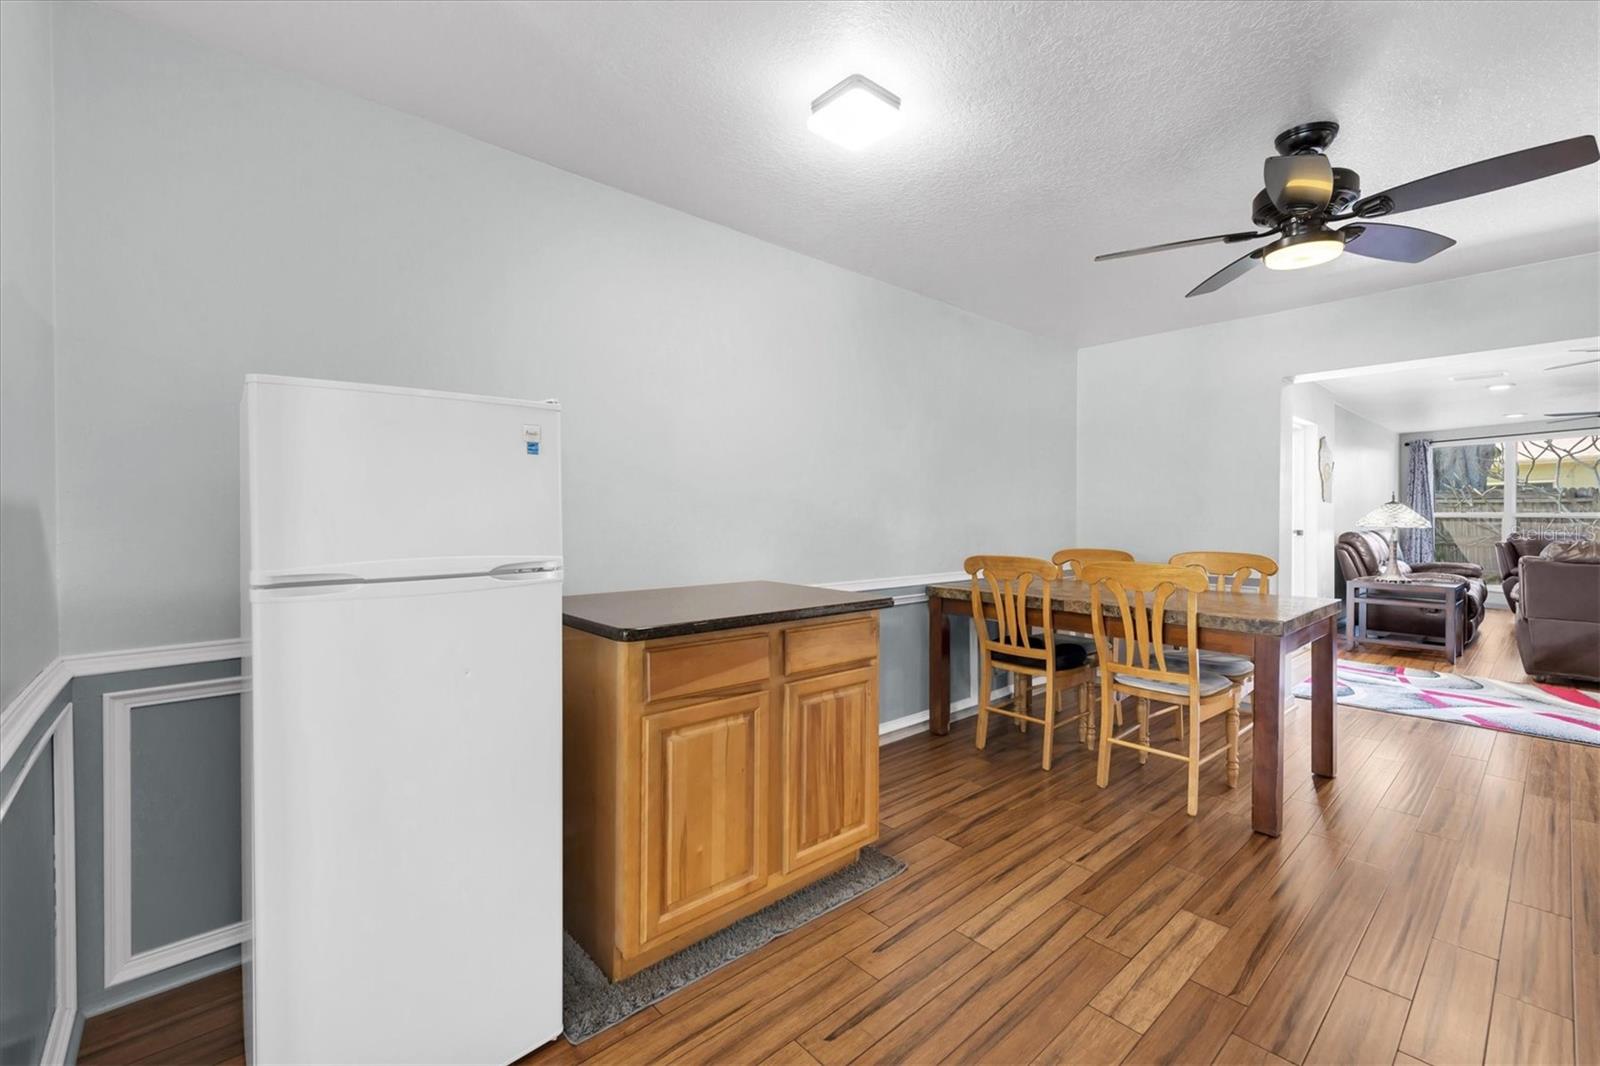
[1076,253,1600,594]
[0,0,59,706]
[49,4,1075,654]
[1334,406,1399,537]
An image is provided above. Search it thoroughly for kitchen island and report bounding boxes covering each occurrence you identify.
[562,581,891,980]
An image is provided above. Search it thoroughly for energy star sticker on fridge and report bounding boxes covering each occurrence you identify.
[241,376,563,1064]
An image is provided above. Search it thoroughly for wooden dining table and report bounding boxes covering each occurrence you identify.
[925,578,1343,836]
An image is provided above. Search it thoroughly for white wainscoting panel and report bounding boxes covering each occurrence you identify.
[0,702,77,1066]
[102,678,248,988]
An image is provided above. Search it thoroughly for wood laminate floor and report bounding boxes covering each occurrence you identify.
[78,611,1598,1066]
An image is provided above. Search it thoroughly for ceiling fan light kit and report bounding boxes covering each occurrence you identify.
[1095,122,1600,298]
[1262,227,1345,271]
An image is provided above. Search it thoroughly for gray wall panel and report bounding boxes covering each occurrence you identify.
[875,595,927,725]
[71,660,244,1016]
[0,741,56,1066]
[128,695,242,954]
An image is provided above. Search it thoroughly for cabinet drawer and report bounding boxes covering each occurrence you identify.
[645,634,770,703]
[783,617,876,676]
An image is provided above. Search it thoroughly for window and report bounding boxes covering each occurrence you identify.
[1429,433,1599,583]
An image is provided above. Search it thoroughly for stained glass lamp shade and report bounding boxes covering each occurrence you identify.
[1357,496,1431,579]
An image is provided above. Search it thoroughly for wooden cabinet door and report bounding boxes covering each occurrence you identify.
[781,667,879,873]
[640,691,770,945]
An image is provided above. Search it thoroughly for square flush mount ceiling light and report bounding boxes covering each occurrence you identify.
[808,74,902,150]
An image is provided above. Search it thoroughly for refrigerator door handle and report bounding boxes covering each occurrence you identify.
[488,562,564,581]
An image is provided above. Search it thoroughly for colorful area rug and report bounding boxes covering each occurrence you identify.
[1293,664,1600,746]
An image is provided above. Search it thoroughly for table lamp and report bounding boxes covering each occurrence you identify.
[1357,495,1431,580]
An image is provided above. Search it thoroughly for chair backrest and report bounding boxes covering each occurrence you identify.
[1079,561,1209,688]
[964,555,1059,665]
[1169,551,1279,595]
[1051,547,1135,576]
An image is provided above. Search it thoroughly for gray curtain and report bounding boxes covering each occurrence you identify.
[1400,439,1435,562]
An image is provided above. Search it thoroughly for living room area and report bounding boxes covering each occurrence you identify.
[1285,337,1599,743]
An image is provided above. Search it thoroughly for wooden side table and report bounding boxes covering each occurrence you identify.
[1345,577,1468,664]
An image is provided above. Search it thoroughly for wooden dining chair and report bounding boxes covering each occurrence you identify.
[1052,548,1135,727]
[1081,560,1243,816]
[1051,547,1135,573]
[965,555,1097,771]
[1167,551,1279,691]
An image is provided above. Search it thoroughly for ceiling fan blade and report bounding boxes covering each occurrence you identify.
[1349,135,1600,217]
[1340,223,1456,263]
[1265,154,1333,215]
[1546,357,1600,371]
[1093,229,1271,262]
[1186,248,1263,298]
[1544,412,1600,419]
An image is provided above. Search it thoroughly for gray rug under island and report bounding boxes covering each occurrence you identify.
[562,847,906,1043]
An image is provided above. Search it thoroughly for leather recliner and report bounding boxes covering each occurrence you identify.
[1495,534,1575,611]
[1334,530,1489,646]
[1497,535,1600,683]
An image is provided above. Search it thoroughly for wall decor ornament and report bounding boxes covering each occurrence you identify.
[1317,436,1334,503]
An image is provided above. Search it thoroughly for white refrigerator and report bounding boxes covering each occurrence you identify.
[241,375,563,1064]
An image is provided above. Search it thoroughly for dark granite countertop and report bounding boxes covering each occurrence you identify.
[563,581,893,642]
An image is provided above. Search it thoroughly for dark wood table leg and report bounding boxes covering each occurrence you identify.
[1251,633,1285,836]
[1312,617,1337,778]
[928,593,951,735]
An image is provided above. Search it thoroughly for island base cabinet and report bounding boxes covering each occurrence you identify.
[641,691,770,945]
[563,612,880,981]
[781,667,878,874]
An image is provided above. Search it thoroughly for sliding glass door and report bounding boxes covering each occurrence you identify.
[1430,433,1598,584]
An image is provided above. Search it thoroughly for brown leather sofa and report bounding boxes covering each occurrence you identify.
[1497,535,1600,683]
[1334,530,1489,646]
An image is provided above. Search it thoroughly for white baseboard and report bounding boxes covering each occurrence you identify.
[877,679,1043,745]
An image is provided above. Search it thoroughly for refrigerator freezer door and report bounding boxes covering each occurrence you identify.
[243,376,561,578]
[247,571,562,1064]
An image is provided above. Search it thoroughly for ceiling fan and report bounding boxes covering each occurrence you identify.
[1094,122,1600,298]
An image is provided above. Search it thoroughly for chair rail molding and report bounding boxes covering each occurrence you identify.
[818,571,966,605]
[102,677,248,988]
[2,639,246,769]
[0,702,77,1065]
[0,658,73,769]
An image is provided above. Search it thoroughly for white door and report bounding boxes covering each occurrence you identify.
[1291,420,1317,597]
[247,569,562,1065]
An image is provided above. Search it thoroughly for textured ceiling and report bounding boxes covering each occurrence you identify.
[102,0,1600,347]
[1304,339,1600,433]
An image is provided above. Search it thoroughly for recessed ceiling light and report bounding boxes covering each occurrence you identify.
[1504,412,1526,419]
[1450,371,1508,382]
[1486,383,1515,391]
[808,74,902,150]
